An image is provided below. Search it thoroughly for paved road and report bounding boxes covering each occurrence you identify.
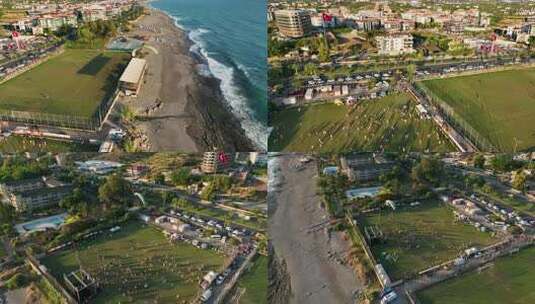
[269,155,362,304]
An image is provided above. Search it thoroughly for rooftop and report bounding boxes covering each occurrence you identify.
[119,58,146,84]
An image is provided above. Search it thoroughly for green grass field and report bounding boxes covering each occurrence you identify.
[0,136,98,153]
[0,49,130,117]
[237,255,267,304]
[269,93,454,152]
[361,200,495,280]
[41,222,225,303]
[417,246,535,304]
[420,68,535,151]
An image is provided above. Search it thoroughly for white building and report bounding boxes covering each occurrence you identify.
[376,34,415,56]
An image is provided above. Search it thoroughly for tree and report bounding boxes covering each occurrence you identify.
[98,174,132,207]
[172,198,189,209]
[529,36,535,50]
[161,191,174,206]
[171,168,191,186]
[303,63,319,76]
[200,183,216,201]
[0,203,15,223]
[473,154,485,169]
[512,171,526,191]
[153,173,165,185]
[59,188,86,215]
[490,154,520,172]
[212,175,232,192]
[406,64,416,83]
[411,157,444,186]
[318,38,330,62]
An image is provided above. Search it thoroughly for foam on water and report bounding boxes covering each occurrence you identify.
[187,27,267,150]
[268,154,282,193]
[150,2,268,150]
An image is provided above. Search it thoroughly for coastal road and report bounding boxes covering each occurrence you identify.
[269,154,362,304]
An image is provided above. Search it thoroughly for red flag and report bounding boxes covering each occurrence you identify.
[322,13,333,22]
[217,152,230,165]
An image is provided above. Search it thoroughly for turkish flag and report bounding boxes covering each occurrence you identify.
[322,13,333,22]
[217,152,231,165]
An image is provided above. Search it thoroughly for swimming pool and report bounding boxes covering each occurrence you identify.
[15,213,68,234]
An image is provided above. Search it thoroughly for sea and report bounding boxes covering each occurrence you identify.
[149,0,267,151]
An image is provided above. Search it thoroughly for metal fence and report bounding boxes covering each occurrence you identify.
[413,82,496,151]
[0,89,118,131]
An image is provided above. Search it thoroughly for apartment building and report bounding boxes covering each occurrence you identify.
[274,9,313,38]
[201,152,234,174]
[376,34,415,56]
[0,176,72,212]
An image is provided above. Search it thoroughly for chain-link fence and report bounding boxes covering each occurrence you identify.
[0,89,118,131]
[413,82,496,151]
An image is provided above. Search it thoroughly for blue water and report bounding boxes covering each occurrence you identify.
[149,0,267,150]
[16,213,67,234]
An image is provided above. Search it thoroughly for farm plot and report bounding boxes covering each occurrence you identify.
[41,222,226,303]
[269,93,454,152]
[360,200,495,280]
[417,246,535,304]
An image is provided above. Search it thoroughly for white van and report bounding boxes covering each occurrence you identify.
[201,289,212,302]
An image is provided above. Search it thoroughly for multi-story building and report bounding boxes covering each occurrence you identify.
[274,9,312,38]
[37,13,78,31]
[340,153,374,170]
[444,20,465,34]
[81,4,108,22]
[376,34,415,56]
[0,178,44,194]
[356,18,382,31]
[9,186,72,212]
[0,176,72,212]
[201,152,233,173]
[340,153,394,182]
[346,163,394,182]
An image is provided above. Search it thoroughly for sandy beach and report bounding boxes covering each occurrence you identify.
[119,8,255,152]
[269,155,363,304]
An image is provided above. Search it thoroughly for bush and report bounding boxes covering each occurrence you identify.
[5,273,29,290]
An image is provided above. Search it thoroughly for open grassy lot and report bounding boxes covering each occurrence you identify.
[420,68,535,151]
[360,200,495,280]
[417,246,535,304]
[237,255,267,304]
[0,49,130,117]
[0,136,98,153]
[269,93,454,152]
[41,221,225,303]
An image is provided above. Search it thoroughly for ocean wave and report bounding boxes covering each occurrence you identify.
[186,26,268,150]
[268,154,282,192]
[149,5,267,150]
[195,63,212,78]
[204,54,268,151]
[188,28,210,55]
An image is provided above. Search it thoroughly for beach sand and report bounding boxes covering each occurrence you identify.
[120,8,255,152]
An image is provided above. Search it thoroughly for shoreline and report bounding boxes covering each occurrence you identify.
[126,4,256,152]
